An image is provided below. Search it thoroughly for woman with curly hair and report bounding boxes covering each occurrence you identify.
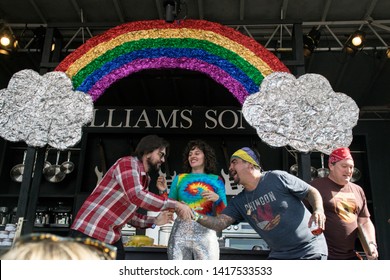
[167,139,227,259]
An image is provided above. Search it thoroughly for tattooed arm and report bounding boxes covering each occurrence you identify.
[197,214,235,232]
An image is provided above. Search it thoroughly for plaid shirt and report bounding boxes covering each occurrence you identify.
[71,156,177,244]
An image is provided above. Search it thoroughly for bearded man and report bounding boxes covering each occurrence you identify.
[71,135,193,259]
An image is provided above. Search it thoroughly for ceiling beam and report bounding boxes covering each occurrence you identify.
[197,0,204,20]
[28,0,47,24]
[70,0,83,20]
[281,0,289,20]
[155,0,164,20]
[112,0,125,23]
[7,19,390,29]
[367,24,388,46]
[320,0,332,22]
[363,0,379,19]
[239,0,245,21]
[6,18,390,52]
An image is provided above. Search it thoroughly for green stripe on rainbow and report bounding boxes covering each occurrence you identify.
[71,38,262,90]
[55,20,289,103]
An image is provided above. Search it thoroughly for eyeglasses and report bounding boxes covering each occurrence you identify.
[13,233,117,260]
[158,151,166,159]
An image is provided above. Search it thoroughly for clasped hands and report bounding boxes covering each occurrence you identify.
[174,189,219,220]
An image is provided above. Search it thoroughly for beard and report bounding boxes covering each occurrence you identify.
[229,171,240,184]
[147,157,161,173]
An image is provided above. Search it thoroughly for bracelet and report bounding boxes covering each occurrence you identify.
[192,209,203,222]
[369,241,377,249]
[159,189,167,194]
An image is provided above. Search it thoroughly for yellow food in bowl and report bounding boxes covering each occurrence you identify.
[125,235,154,247]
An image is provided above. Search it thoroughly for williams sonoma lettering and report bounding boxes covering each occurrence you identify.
[87,107,256,134]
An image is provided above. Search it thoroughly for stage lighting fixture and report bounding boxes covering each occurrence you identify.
[0,34,11,47]
[344,30,366,55]
[303,27,321,57]
[0,31,18,55]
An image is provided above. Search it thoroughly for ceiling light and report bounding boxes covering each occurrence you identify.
[0,35,11,47]
[343,30,366,55]
[351,36,363,47]
[0,30,17,55]
[303,27,321,57]
[386,48,390,59]
[350,30,366,47]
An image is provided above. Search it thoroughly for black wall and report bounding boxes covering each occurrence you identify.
[353,120,390,259]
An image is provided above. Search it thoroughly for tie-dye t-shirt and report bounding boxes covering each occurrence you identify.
[168,173,227,216]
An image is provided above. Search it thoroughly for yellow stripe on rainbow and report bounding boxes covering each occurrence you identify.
[65,28,275,79]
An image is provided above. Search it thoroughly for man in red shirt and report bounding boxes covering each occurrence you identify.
[70,135,193,259]
[311,147,378,260]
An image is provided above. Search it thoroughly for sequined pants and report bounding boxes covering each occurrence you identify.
[167,218,219,260]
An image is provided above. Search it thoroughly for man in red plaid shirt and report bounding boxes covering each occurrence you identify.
[70,135,193,259]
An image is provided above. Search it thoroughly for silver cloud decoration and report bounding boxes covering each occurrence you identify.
[0,69,94,150]
[242,72,359,155]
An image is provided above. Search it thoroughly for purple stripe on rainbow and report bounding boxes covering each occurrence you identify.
[89,57,248,103]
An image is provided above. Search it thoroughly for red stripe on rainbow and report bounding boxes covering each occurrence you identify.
[56,19,288,74]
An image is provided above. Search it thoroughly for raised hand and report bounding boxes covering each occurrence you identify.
[202,190,219,202]
[156,176,167,193]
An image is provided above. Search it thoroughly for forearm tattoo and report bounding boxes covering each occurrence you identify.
[198,214,235,231]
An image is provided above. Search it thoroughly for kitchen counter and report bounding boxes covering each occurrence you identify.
[125,246,269,260]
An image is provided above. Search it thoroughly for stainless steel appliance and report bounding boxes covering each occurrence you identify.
[222,222,269,251]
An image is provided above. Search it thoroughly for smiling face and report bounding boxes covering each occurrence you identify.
[328,158,354,186]
[188,147,205,173]
[229,157,249,185]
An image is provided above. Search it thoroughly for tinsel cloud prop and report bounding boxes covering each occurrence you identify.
[0,69,94,150]
[242,72,359,155]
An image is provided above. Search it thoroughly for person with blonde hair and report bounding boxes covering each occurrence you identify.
[0,233,117,260]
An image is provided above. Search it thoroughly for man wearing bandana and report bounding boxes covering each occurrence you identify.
[192,147,328,260]
[311,147,379,260]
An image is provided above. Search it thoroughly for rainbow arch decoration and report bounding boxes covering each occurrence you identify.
[55,19,289,104]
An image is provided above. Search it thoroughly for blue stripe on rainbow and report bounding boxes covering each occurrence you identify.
[77,48,258,95]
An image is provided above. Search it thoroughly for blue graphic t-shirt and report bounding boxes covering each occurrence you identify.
[222,170,327,259]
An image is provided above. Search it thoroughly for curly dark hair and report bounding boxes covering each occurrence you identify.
[182,139,218,174]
